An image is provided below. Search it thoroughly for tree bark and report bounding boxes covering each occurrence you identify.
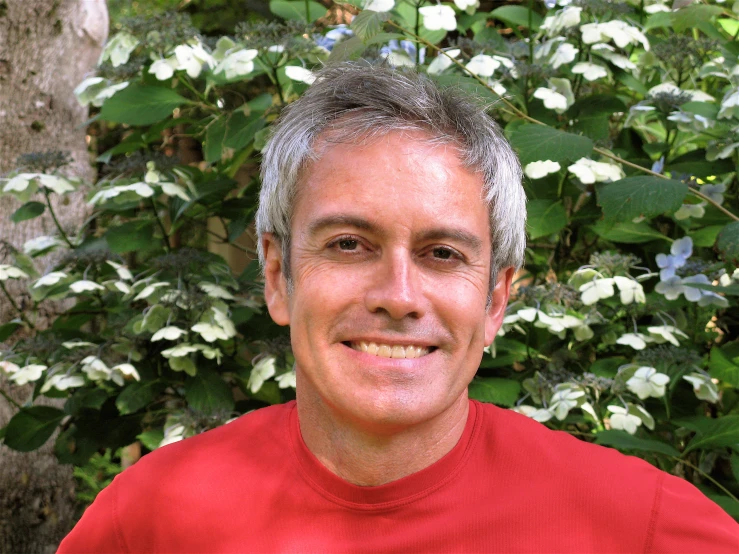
[0,1,108,551]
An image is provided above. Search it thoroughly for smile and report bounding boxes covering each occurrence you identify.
[346,341,433,359]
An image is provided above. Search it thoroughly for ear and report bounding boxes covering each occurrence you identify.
[484,267,515,346]
[261,233,291,326]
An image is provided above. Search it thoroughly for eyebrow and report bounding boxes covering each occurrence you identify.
[306,215,485,256]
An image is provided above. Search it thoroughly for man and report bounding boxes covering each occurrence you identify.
[60,63,737,553]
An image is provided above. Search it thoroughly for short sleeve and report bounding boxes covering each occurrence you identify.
[646,472,738,553]
[57,476,128,553]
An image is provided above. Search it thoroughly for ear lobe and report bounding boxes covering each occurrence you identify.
[261,233,291,326]
[484,267,515,346]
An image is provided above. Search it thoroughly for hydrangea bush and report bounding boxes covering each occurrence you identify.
[1,0,738,516]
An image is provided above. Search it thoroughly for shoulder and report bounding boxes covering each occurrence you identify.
[472,401,738,551]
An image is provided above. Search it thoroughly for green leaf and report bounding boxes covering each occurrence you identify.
[490,6,542,30]
[4,406,65,452]
[717,221,739,266]
[680,416,739,454]
[709,347,739,387]
[64,388,109,416]
[351,10,386,42]
[690,225,724,247]
[204,117,229,164]
[731,453,739,484]
[269,0,325,22]
[590,357,626,378]
[596,177,688,224]
[224,113,266,151]
[116,381,163,415]
[508,124,593,165]
[591,220,669,243]
[327,35,367,62]
[11,201,45,223]
[668,149,734,178]
[670,4,723,32]
[527,199,567,239]
[468,377,521,407]
[595,430,680,457]
[0,321,22,342]
[185,370,235,413]
[137,429,164,451]
[99,84,189,126]
[105,220,156,253]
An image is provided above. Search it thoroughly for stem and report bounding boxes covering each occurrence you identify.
[671,456,739,504]
[0,388,21,410]
[0,281,33,328]
[387,21,739,223]
[43,188,74,248]
[149,199,171,253]
[305,0,310,21]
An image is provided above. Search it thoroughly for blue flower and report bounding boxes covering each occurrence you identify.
[380,40,426,65]
[314,25,353,52]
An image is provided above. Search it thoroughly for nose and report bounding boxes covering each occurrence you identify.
[364,249,426,320]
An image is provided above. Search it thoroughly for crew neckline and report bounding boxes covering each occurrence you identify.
[286,399,482,510]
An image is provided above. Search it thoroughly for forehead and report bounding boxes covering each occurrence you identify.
[291,130,490,241]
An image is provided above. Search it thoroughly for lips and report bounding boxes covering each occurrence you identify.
[346,341,433,359]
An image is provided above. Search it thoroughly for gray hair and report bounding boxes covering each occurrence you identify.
[256,62,526,292]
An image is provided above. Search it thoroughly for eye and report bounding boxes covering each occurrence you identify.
[432,247,454,260]
[338,239,358,251]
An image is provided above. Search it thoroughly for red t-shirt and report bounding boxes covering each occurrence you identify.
[59,400,737,553]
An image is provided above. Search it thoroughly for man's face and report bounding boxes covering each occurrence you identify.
[262,130,513,432]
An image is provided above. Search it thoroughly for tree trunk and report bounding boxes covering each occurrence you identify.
[0,1,108,552]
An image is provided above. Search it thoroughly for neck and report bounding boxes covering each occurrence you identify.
[296,390,470,487]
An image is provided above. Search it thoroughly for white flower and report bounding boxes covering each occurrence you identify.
[607,405,642,434]
[568,158,624,184]
[674,202,706,220]
[644,2,669,13]
[159,424,186,447]
[285,66,316,84]
[198,282,235,300]
[718,89,739,120]
[81,356,111,381]
[161,343,199,358]
[62,340,96,349]
[454,0,479,13]
[133,281,170,301]
[512,405,554,423]
[616,332,653,350]
[626,366,670,399]
[541,6,582,35]
[551,42,578,68]
[70,280,105,293]
[0,361,20,375]
[465,54,500,78]
[23,236,62,255]
[191,323,229,342]
[213,49,258,80]
[41,374,85,393]
[549,386,585,420]
[427,49,460,75]
[581,21,649,50]
[683,373,720,403]
[364,0,394,10]
[419,5,457,31]
[111,363,141,385]
[248,356,276,393]
[572,62,608,81]
[174,43,214,78]
[149,57,178,80]
[276,370,297,389]
[524,160,561,179]
[548,78,575,108]
[647,325,688,346]
[613,276,645,304]
[33,272,68,288]
[10,364,47,385]
[100,32,139,67]
[114,281,132,294]
[579,277,615,305]
[0,265,29,281]
[211,307,237,338]
[38,175,76,194]
[591,43,636,70]
[106,261,134,281]
[151,326,187,341]
[160,182,191,201]
[534,87,569,113]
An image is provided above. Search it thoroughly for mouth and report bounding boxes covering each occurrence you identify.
[342,341,436,359]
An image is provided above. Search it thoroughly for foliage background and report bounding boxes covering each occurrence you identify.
[1,0,739,525]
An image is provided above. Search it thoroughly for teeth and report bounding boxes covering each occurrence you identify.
[351,342,430,359]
